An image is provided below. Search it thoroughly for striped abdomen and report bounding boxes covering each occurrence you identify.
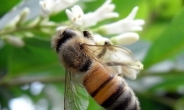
[83,62,139,110]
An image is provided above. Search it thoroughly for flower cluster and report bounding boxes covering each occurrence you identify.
[65,0,119,27]
[39,0,79,17]
[57,0,145,46]
[1,0,79,47]
[0,7,30,47]
[1,0,144,48]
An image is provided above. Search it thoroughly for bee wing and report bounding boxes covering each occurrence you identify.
[83,44,143,80]
[101,46,143,80]
[64,70,89,110]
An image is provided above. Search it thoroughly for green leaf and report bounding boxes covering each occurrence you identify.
[0,86,12,109]
[7,38,64,78]
[147,72,184,92]
[114,0,146,18]
[174,96,184,110]
[137,93,171,110]
[151,0,183,19]
[143,7,184,68]
[0,42,8,78]
[0,0,21,18]
[87,96,104,110]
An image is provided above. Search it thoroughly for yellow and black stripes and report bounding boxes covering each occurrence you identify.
[91,75,114,97]
[83,63,139,110]
[101,80,124,108]
[83,64,112,95]
[108,87,137,110]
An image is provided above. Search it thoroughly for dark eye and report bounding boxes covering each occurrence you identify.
[56,29,76,53]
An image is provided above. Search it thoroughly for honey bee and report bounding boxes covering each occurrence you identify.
[51,28,143,110]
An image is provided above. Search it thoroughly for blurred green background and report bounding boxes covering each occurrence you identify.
[0,0,184,110]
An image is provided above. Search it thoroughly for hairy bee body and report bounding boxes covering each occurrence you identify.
[83,62,139,110]
[52,29,140,110]
[84,61,139,110]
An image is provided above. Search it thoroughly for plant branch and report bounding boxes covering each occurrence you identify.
[0,76,65,87]
[0,24,57,36]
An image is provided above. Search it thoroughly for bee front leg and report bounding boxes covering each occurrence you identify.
[97,41,111,58]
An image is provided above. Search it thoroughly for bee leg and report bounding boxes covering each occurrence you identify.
[97,41,111,58]
[105,62,123,66]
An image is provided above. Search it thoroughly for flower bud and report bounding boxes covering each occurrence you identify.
[6,36,25,47]
[110,32,139,45]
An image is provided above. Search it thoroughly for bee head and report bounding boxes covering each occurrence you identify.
[52,29,78,53]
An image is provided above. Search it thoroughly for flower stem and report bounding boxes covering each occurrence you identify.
[0,24,58,37]
[0,76,65,87]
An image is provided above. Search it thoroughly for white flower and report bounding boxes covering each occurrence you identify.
[110,32,139,45]
[56,26,68,31]
[65,5,84,26]
[39,0,61,17]
[102,45,143,80]
[39,0,79,17]
[39,18,56,26]
[27,16,41,27]
[28,17,56,28]
[65,0,119,27]
[92,34,111,45]
[7,7,30,28]
[6,36,25,47]
[83,0,119,27]
[98,6,145,34]
[121,60,143,80]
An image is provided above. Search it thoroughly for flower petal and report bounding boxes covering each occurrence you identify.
[98,6,145,34]
[125,6,138,20]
